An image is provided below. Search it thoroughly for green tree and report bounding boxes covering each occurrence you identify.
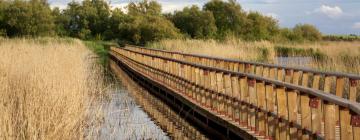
[118,1,181,45]
[169,5,217,39]
[203,0,247,38]
[3,0,55,37]
[244,12,280,41]
[293,24,322,41]
[0,1,7,36]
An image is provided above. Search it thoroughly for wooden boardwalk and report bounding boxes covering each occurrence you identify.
[110,46,360,140]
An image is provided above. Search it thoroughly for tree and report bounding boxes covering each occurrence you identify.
[293,24,322,41]
[3,0,55,37]
[169,5,217,39]
[203,0,247,38]
[0,1,7,36]
[243,12,280,41]
[117,1,181,45]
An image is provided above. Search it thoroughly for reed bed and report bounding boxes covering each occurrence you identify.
[148,39,360,74]
[0,38,106,139]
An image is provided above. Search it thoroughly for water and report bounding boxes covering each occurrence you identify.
[87,76,170,140]
[275,56,313,67]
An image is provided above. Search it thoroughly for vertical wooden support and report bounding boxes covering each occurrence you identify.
[239,63,245,72]
[232,76,240,122]
[224,74,233,118]
[339,107,352,140]
[204,70,211,108]
[248,79,257,131]
[240,77,248,127]
[233,63,239,72]
[277,68,284,81]
[195,67,201,102]
[265,84,275,139]
[185,65,192,97]
[287,90,298,139]
[349,79,357,102]
[255,65,263,76]
[256,81,266,136]
[191,66,197,99]
[276,86,287,140]
[216,72,225,114]
[199,69,205,105]
[285,69,293,83]
[210,71,217,111]
[302,72,309,87]
[311,74,322,137]
[263,67,270,78]
[324,76,333,93]
[324,103,336,140]
[292,70,301,85]
[300,93,312,139]
[350,80,360,140]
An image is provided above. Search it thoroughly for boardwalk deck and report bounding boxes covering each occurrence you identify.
[110,46,360,140]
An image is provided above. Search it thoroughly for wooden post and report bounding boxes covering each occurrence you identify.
[285,69,293,83]
[287,90,298,139]
[256,81,266,136]
[324,102,336,140]
[277,68,284,81]
[276,86,287,140]
[265,84,275,139]
[240,77,248,127]
[232,76,240,122]
[210,71,217,111]
[248,79,257,132]
[224,74,233,118]
[339,107,352,140]
[216,72,225,114]
[349,79,357,102]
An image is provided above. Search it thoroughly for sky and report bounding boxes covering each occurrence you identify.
[48,0,360,35]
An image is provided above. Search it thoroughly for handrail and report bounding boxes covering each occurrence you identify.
[111,46,360,140]
[126,44,360,79]
[125,45,360,103]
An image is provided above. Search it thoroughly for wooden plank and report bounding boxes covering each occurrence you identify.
[248,79,257,131]
[339,108,352,140]
[210,71,217,111]
[257,81,266,136]
[277,68,284,81]
[300,94,311,139]
[239,77,248,127]
[216,72,225,114]
[324,103,336,140]
[232,76,240,122]
[265,84,275,139]
[276,86,288,140]
[287,90,298,139]
[349,79,357,102]
[224,74,233,118]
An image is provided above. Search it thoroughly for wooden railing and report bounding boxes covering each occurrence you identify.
[111,47,360,140]
[126,45,360,103]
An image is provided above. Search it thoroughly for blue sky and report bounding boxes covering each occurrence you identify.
[48,0,360,35]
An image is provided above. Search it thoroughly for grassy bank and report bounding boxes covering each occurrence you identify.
[147,39,360,74]
[0,38,106,139]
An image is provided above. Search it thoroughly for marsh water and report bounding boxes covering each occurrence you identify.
[87,61,208,140]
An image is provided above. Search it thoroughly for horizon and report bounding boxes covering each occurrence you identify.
[48,0,360,35]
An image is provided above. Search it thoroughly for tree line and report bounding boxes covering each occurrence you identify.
[0,0,322,45]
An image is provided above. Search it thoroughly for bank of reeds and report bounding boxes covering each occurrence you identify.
[148,39,360,74]
[0,38,106,139]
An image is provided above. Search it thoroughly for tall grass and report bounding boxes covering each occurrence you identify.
[0,38,106,139]
[148,39,360,74]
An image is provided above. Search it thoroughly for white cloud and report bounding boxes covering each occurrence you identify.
[353,22,360,29]
[313,5,343,18]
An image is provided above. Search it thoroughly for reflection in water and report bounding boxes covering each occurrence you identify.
[110,60,209,140]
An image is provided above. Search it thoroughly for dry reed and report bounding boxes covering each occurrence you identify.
[148,38,360,74]
[0,38,106,140]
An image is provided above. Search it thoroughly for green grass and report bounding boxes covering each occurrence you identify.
[83,40,117,66]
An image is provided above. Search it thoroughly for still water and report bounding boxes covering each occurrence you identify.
[87,60,208,140]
